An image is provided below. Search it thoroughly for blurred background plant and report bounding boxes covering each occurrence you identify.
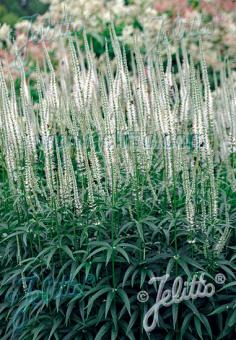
[0,0,48,26]
[0,0,236,71]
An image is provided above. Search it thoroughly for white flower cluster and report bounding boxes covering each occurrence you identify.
[0,30,234,253]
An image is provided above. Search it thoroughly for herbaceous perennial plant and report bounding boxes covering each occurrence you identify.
[0,28,235,339]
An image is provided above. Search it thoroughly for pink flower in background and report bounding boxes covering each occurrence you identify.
[201,0,236,16]
[155,0,193,17]
[14,28,49,65]
[220,0,236,12]
[155,0,236,18]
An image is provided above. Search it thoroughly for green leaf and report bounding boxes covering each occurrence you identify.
[228,309,236,327]
[127,310,138,333]
[122,265,135,288]
[180,313,192,339]
[95,322,110,340]
[194,315,203,340]
[172,303,179,330]
[105,291,115,317]
[166,258,175,275]
[208,304,229,316]
[48,317,62,340]
[200,314,212,339]
[106,248,113,265]
[136,222,144,242]
[140,270,147,288]
[116,246,130,263]
[87,287,112,316]
[111,325,118,340]
[219,281,236,291]
[184,300,202,321]
[178,259,191,279]
[60,245,75,261]
[87,246,109,259]
[219,265,235,279]
[117,288,131,315]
